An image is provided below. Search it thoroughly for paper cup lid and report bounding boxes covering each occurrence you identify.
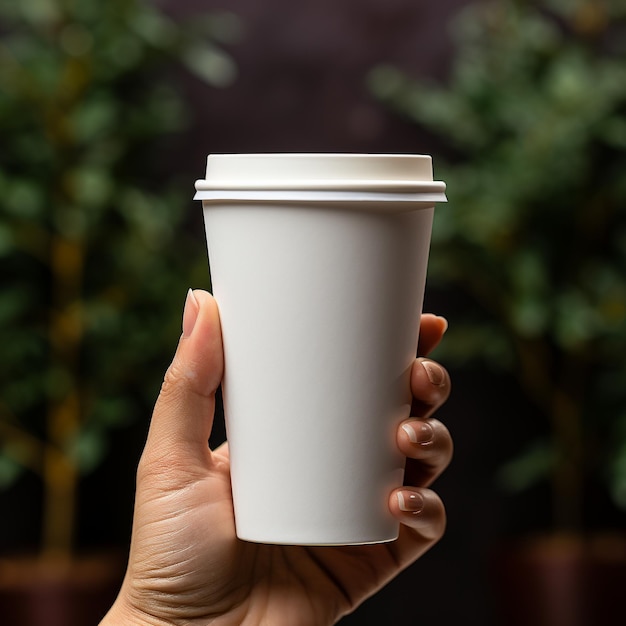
[194,153,447,203]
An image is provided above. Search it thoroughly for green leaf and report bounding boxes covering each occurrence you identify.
[89,396,133,429]
[367,64,406,100]
[609,435,626,510]
[131,7,179,50]
[0,454,24,489]
[70,95,118,143]
[69,166,113,209]
[496,440,556,492]
[66,428,107,475]
[18,0,60,27]
[182,43,237,87]
[599,117,626,149]
[0,224,14,256]
[4,180,44,218]
[554,291,599,348]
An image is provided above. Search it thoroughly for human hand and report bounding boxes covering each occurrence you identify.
[101,289,452,626]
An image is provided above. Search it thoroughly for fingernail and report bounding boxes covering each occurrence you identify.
[182,289,199,338]
[402,421,434,445]
[397,491,425,514]
[421,359,445,386]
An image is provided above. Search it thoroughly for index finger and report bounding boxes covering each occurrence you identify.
[417,314,448,356]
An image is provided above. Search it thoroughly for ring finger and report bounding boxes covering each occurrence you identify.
[398,417,453,488]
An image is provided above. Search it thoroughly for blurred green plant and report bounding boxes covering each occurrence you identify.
[0,0,240,558]
[369,0,626,532]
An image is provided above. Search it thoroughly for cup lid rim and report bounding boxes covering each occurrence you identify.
[194,153,445,193]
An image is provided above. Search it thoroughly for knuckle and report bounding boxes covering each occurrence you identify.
[159,360,189,402]
[136,446,194,491]
[432,418,453,448]
[433,500,448,540]
[159,356,216,403]
[424,494,447,542]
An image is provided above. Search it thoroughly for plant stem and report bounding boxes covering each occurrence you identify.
[515,335,588,532]
[44,234,84,558]
[550,385,584,532]
[550,350,589,533]
[511,327,591,533]
[42,433,78,559]
[0,414,45,475]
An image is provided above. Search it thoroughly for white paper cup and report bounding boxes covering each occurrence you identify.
[194,154,446,545]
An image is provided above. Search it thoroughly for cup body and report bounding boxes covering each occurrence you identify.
[194,154,446,545]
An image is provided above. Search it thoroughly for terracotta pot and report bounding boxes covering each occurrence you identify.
[491,533,626,626]
[0,553,125,626]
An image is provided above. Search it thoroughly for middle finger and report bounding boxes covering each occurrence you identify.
[410,357,451,418]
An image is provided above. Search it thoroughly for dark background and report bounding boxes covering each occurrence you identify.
[1,1,600,624]
[166,0,462,156]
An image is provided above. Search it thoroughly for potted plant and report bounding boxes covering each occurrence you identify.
[0,2,240,624]
[369,0,626,623]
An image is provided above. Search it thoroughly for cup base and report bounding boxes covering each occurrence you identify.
[236,534,399,547]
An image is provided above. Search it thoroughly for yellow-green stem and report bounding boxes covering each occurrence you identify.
[44,235,84,557]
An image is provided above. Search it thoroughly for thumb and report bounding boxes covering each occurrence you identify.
[143,289,224,472]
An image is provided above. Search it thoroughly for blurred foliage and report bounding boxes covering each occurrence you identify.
[370,0,626,528]
[0,0,240,553]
